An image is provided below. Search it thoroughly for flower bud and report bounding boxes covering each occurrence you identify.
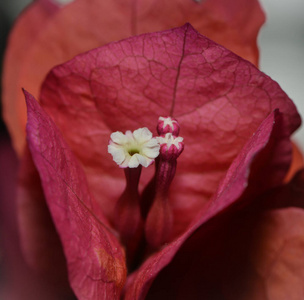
[157,116,180,136]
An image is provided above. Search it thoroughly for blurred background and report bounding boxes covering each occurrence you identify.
[0,0,303,297]
[0,0,303,146]
[259,0,304,148]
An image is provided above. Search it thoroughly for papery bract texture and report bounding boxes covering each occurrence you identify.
[39,24,300,238]
[3,0,265,155]
[124,110,304,299]
[25,91,127,300]
[0,135,74,299]
[18,147,72,294]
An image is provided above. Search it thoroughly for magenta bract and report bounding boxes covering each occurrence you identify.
[23,24,303,299]
[39,24,300,238]
[25,91,127,299]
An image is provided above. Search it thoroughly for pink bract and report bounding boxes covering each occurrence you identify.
[39,24,300,237]
[23,24,304,299]
[25,90,127,299]
[2,0,265,155]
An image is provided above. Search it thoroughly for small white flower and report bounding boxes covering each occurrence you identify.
[108,128,160,168]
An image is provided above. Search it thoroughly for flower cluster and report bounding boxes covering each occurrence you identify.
[1,0,304,300]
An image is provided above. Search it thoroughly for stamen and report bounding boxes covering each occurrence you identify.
[157,116,180,136]
[144,130,184,250]
[108,127,160,168]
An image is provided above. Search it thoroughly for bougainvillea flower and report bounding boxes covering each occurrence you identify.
[2,0,265,156]
[0,135,76,300]
[20,24,304,299]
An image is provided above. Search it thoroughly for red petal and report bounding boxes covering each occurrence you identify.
[143,166,304,299]
[0,135,73,299]
[144,207,304,300]
[124,110,294,299]
[3,0,264,156]
[24,90,127,299]
[40,24,300,234]
[17,147,71,292]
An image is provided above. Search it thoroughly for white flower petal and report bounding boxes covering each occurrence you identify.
[142,145,160,158]
[128,154,141,168]
[110,131,129,144]
[133,127,153,143]
[108,127,160,168]
[108,145,125,165]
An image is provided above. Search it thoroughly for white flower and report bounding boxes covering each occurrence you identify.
[108,128,160,168]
